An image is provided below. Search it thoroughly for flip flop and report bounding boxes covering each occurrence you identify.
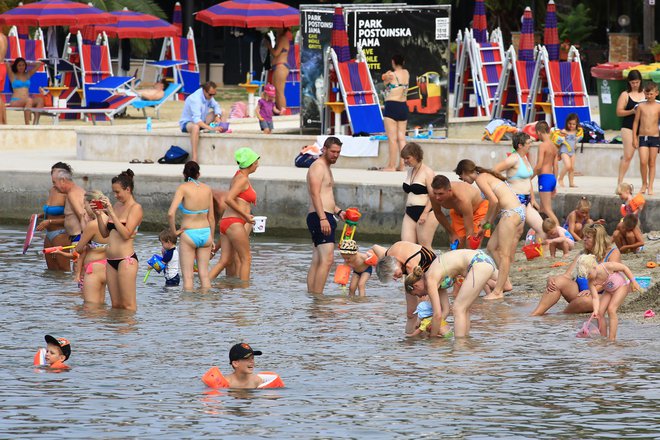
[143,159,154,164]
[367,166,383,171]
[130,159,141,164]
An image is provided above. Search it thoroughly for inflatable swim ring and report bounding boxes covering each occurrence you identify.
[202,366,284,389]
[647,261,657,269]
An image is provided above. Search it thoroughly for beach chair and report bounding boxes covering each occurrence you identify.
[324,46,384,135]
[452,28,506,118]
[130,82,182,118]
[540,45,591,129]
[159,27,199,98]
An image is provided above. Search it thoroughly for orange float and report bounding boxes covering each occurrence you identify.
[202,366,284,389]
[646,261,657,269]
[334,264,351,285]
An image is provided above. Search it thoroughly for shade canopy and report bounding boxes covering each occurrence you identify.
[196,0,299,28]
[518,7,535,62]
[72,8,179,40]
[472,0,487,44]
[0,0,117,27]
[544,0,559,61]
[172,2,182,36]
[331,6,350,63]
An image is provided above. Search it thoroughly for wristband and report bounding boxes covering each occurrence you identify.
[320,218,328,222]
[482,222,491,231]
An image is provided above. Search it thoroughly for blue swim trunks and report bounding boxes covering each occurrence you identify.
[538,174,557,193]
[354,265,373,276]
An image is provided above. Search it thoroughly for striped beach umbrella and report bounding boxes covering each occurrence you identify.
[196,0,299,29]
[472,0,487,44]
[518,7,535,62]
[172,1,182,37]
[331,6,350,63]
[16,3,30,38]
[544,0,559,61]
[73,8,179,40]
[0,0,117,27]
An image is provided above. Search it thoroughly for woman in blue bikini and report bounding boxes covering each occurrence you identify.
[455,159,525,300]
[96,169,143,310]
[168,161,214,291]
[6,57,44,125]
[36,162,72,271]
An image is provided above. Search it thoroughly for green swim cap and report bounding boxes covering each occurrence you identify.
[235,147,260,169]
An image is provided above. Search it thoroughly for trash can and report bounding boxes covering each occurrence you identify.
[591,62,640,130]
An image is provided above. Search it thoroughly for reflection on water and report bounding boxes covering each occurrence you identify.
[1,226,659,438]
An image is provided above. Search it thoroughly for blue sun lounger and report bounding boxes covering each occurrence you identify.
[131,82,182,118]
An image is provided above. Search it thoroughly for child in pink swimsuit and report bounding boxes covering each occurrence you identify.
[576,254,641,341]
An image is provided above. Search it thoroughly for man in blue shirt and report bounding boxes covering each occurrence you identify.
[179,81,224,162]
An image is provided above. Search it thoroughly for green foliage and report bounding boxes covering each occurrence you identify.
[557,3,596,45]
[651,41,660,56]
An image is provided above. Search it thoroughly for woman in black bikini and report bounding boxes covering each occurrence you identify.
[96,169,143,311]
[400,142,438,248]
[381,54,409,171]
[616,70,644,186]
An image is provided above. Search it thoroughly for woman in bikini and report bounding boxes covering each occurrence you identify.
[531,224,621,316]
[168,161,214,291]
[96,169,143,310]
[269,28,292,112]
[210,148,259,282]
[400,142,438,248]
[6,57,44,125]
[36,162,73,271]
[381,54,409,171]
[454,159,525,300]
[373,241,452,337]
[493,132,545,240]
[55,191,109,304]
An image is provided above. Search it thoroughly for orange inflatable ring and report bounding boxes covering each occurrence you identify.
[646,261,657,269]
[202,366,284,389]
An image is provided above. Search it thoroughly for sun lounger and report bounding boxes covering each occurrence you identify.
[130,82,182,118]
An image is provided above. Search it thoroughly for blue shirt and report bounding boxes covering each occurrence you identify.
[179,87,222,130]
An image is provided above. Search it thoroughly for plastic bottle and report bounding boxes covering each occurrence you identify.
[428,123,433,138]
[146,117,152,132]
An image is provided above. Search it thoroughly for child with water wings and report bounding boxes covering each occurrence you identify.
[632,81,660,195]
[613,214,645,254]
[541,217,575,258]
[256,84,281,134]
[35,335,71,369]
[557,113,583,188]
[339,239,373,296]
[226,343,266,389]
[576,254,641,341]
[616,182,645,218]
[563,197,603,241]
[158,229,180,286]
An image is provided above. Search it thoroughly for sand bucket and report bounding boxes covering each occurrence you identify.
[522,243,543,260]
[467,235,482,250]
[334,264,351,285]
[253,216,267,233]
[635,276,651,289]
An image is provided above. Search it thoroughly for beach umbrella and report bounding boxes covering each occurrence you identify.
[172,1,182,37]
[0,0,117,27]
[72,8,179,40]
[518,6,534,62]
[196,0,299,28]
[331,6,350,63]
[543,0,559,61]
[472,0,488,44]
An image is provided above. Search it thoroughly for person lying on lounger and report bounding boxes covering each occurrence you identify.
[136,78,168,101]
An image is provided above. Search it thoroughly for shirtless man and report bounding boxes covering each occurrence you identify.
[137,78,168,101]
[430,175,489,248]
[306,137,345,294]
[533,121,560,225]
[51,168,85,243]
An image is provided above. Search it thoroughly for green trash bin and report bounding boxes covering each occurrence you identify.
[590,62,640,130]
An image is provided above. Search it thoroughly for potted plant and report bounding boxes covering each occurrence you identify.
[651,41,660,62]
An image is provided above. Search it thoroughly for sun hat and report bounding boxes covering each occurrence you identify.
[264,83,276,97]
[235,147,260,169]
[414,301,433,319]
[229,343,262,364]
[339,239,358,255]
[45,335,71,360]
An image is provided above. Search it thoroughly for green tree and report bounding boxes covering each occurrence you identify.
[557,3,596,45]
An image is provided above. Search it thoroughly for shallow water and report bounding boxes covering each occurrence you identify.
[1,225,659,439]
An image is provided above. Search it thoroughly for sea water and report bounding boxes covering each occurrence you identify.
[1,225,659,438]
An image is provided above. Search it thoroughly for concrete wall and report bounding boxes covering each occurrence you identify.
[0,125,77,150]
[1,170,656,241]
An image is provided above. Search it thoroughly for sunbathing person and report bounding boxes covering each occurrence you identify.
[137,78,168,101]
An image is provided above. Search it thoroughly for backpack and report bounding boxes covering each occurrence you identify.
[158,145,189,164]
[580,121,606,145]
[294,144,321,168]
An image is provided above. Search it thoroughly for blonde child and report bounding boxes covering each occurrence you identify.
[616,182,645,217]
[576,254,641,341]
[632,81,660,195]
[557,113,583,188]
[256,83,281,134]
[542,218,575,257]
[405,300,434,337]
[338,239,372,296]
[613,214,644,254]
[563,197,601,241]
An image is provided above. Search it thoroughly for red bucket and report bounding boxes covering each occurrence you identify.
[334,264,351,285]
[522,243,542,260]
[467,234,482,250]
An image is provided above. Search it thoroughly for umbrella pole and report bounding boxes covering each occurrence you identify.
[249,42,253,80]
[118,43,123,76]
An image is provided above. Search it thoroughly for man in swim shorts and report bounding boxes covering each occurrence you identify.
[430,175,489,247]
[532,121,560,225]
[306,136,346,294]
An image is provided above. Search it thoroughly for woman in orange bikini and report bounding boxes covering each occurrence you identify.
[269,28,292,112]
[96,170,143,310]
[210,148,259,281]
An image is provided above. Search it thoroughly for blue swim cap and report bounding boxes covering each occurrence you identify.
[414,301,433,319]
